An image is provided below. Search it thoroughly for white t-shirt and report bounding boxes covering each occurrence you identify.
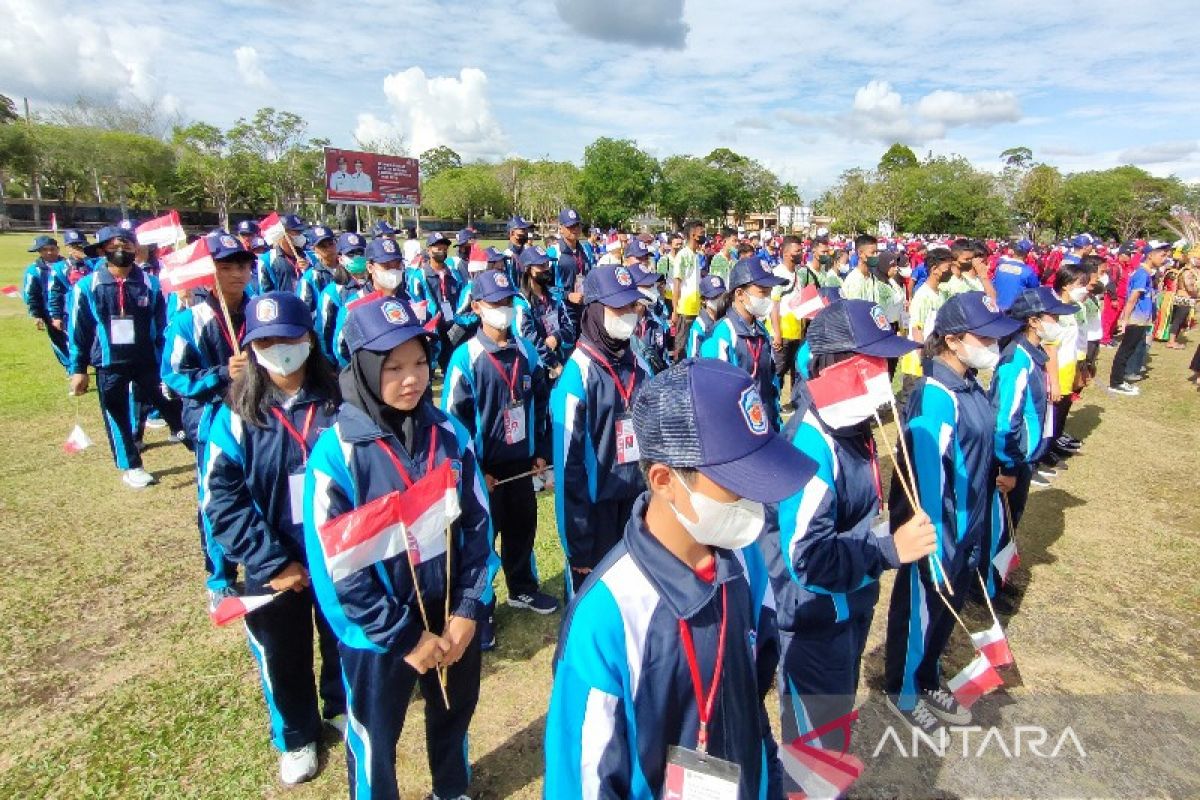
[402,239,423,264]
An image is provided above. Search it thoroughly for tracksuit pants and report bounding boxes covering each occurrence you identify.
[42,318,69,370]
[568,494,638,596]
[95,366,182,470]
[340,604,481,800]
[1110,325,1149,386]
[772,338,802,410]
[884,555,975,711]
[488,458,539,598]
[185,401,238,591]
[243,587,345,752]
[982,465,1032,596]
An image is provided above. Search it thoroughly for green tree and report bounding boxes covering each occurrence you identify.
[578,137,658,228]
[419,146,462,181]
[0,94,18,125]
[1000,146,1034,168]
[878,143,918,173]
[516,160,581,227]
[172,123,249,230]
[227,108,323,211]
[421,165,509,225]
[815,168,876,234]
[657,155,726,228]
[1060,166,1184,240]
[898,156,1009,236]
[1014,164,1064,237]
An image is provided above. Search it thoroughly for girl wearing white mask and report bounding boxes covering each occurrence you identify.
[701,257,787,430]
[199,291,345,787]
[883,291,1021,734]
[551,266,651,597]
[1041,263,1091,470]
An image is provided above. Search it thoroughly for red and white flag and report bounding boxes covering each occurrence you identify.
[602,233,620,253]
[318,460,461,582]
[260,212,286,246]
[159,237,217,293]
[210,593,279,626]
[805,356,873,429]
[0,285,20,299]
[993,539,1019,584]
[847,353,894,408]
[780,741,864,800]
[63,424,93,454]
[970,620,1014,668]
[135,210,186,248]
[946,653,1004,709]
[50,212,58,234]
[467,244,489,273]
[783,283,828,321]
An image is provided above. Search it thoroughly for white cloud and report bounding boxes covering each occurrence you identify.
[916,90,1021,126]
[555,0,688,49]
[354,67,508,160]
[234,46,272,90]
[1118,140,1200,165]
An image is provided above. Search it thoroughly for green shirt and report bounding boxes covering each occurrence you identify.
[707,252,735,282]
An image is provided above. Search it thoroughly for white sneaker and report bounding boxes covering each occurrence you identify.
[279,742,318,785]
[145,417,168,429]
[1108,383,1139,396]
[325,714,347,738]
[122,468,157,488]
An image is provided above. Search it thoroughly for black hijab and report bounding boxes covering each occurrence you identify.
[340,340,432,455]
[579,301,628,363]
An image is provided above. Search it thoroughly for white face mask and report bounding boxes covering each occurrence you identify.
[254,341,310,377]
[669,470,764,550]
[373,267,404,290]
[1069,286,1089,303]
[1038,319,1063,343]
[898,266,913,278]
[480,305,515,330]
[958,339,1000,371]
[744,293,773,320]
[603,309,638,340]
[705,300,722,315]
[1099,273,1110,286]
[290,234,308,248]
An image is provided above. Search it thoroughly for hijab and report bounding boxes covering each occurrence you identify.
[579,301,628,363]
[340,339,432,455]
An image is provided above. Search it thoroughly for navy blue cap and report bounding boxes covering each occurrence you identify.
[1143,239,1171,254]
[633,358,816,503]
[118,219,136,231]
[485,247,506,263]
[236,220,260,236]
[518,246,550,268]
[28,235,57,252]
[1014,239,1034,254]
[306,225,335,245]
[700,273,727,299]
[729,257,786,290]
[243,291,313,344]
[365,237,404,264]
[250,236,268,250]
[62,229,88,247]
[1007,287,1079,320]
[933,291,1022,338]
[630,264,661,287]
[205,231,253,261]
[372,220,397,236]
[1070,233,1095,248]
[337,232,366,255]
[506,215,532,231]
[472,270,518,303]
[625,239,651,260]
[583,265,646,308]
[455,228,474,246]
[558,208,582,226]
[281,214,305,232]
[344,295,433,355]
[807,299,919,358]
[426,232,451,247]
[95,226,134,246]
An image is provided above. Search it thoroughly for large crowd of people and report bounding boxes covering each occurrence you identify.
[16,213,1200,799]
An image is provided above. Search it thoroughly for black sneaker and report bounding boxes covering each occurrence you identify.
[922,686,973,724]
[507,591,560,615]
[1054,435,1081,453]
[1037,466,1058,480]
[885,696,943,736]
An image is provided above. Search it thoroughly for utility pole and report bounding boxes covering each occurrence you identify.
[25,97,42,227]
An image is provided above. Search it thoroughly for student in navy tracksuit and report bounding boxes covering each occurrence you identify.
[47,230,97,342]
[551,266,652,597]
[316,232,368,365]
[257,214,309,294]
[883,292,1021,733]
[701,257,787,431]
[296,225,339,318]
[628,252,672,375]
[22,234,71,370]
[685,274,728,358]
[764,300,935,775]
[443,270,559,651]
[515,244,574,377]
[304,294,497,800]
[199,292,346,787]
[69,226,183,488]
[555,208,593,339]
[546,358,816,800]
[415,232,467,374]
[161,232,257,597]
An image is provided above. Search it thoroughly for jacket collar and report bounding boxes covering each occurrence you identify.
[925,357,975,392]
[93,263,146,286]
[1014,335,1049,367]
[473,328,516,355]
[727,308,764,338]
[621,493,746,621]
[336,397,446,444]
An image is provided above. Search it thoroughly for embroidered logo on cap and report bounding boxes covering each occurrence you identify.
[348,234,361,246]
[256,298,279,323]
[982,295,999,313]
[567,210,577,221]
[739,386,769,435]
[382,239,397,253]
[615,267,633,287]
[381,300,408,325]
[494,273,510,288]
[220,235,239,250]
[871,305,889,331]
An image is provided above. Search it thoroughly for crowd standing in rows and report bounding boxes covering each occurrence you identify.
[17,214,1200,798]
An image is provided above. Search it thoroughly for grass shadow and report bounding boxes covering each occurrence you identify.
[470,712,546,800]
[1064,403,1102,441]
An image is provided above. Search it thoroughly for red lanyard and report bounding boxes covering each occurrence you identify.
[866,437,884,508]
[678,583,728,754]
[272,405,317,463]
[578,342,637,410]
[483,349,522,404]
[745,337,764,379]
[115,277,127,316]
[215,300,245,353]
[373,427,440,488]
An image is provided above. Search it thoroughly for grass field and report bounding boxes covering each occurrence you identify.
[0,231,1197,799]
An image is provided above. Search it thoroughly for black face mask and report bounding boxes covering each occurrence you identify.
[107,250,134,268]
[533,270,553,287]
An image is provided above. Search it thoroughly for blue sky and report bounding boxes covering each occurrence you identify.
[3,0,1199,196]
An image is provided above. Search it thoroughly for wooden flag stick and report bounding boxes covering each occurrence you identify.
[405,553,450,709]
[212,270,241,355]
[872,411,917,510]
[888,397,917,497]
[930,574,973,639]
[975,570,1002,628]
[492,468,541,487]
[440,524,453,696]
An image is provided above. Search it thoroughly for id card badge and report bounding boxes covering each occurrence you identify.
[615,415,641,465]
[503,402,526,445]
[288,473,305,525]
[871,510,890,538]
[110,316,135,345]
[663,746,741,800]
[440,300,454,321]
[541,310,560,335]
[1042,404,1056,440]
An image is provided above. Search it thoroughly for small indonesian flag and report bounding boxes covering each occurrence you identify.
[260,212,286,246]
[210,593,278,626]
[0,285,20,299]
[848,353,893,409]
[135,210,186,248]
[159,237,217,293]
[993,538,1019,584]
[318,460,461,582]
[780,741,864,800]
[602,233,620,253]
[783,283,828,320]
[805,356,872,429]
[946,653,1004,709]
[50,212,58,234]
[970,620,1014,668]
[467,244,489,273]
[63,424,93,453]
